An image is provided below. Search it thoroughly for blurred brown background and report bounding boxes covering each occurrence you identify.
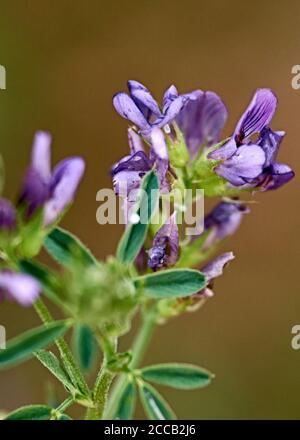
[0,0,299,419]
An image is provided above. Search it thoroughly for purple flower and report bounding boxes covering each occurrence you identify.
[112,127,169,199]
[19,131,85,225]
[113,80,199,136]
[252,127,294,190]
[198,252,235,298]
[208,89,294,190]
[209,89,275,184]
[148,212,179,271]
[0,198,16,230]
[0,271,40,306]
[204,201,249,245]
[174,89,227,159]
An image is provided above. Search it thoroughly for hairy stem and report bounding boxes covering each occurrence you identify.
[55,396,74,414]
[104,308,157,419]
[86,336,117,420]
[34,298,90,398]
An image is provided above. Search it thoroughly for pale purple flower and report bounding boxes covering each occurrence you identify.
[251,127,294,190]
[174,89,227,159]
[209,89,281,187]
[113,80,199,136]
[0,271,40,306]
[19,131,85,225]
[198,252,235,298]
[112,127,169,198]
[0,198,16,230]
[148,212,179,271]
[203,201,249,245]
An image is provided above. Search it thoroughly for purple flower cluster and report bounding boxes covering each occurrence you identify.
[112,80,294,194]
[19,131,85,225]
[0,132,85,306]
[112,79,294,293]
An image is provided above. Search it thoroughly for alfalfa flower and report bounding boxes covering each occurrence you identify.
[0,198,16,230]
[0,271,40,306]
[197,252,235,298]
[148,212,179,271]
[209,89,294,190]
[204,200,249,244]
[19,131,85,225]
[112,127,170,199]
[112,80,199,137]
[172,88,228,159]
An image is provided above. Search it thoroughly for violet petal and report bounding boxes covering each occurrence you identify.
[44,157,85,225]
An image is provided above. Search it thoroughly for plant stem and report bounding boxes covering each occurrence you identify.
[86,336,117,420]
[104,308,157,419]
[34,298,90,398]
[55,396,74,414]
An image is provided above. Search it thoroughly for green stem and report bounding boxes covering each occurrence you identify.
[86,336,117,420]
[34,298,90,399]
[104,308,157,419]
[55,396,74,414]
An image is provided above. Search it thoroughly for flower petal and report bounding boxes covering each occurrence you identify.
[208,137,237,160]
[163,85,179,111]
[204,201,249,242]
[150,128,169,191]
[31,131,52,181]
[44,157,85,225]
[155,96,187,128]
[19,168,50,217]
[113,170,146,197]
[201,252,235,282]
[127,80,161,120]
[111,151,151,196]
[264,162,295,190]
[148,212,179,270]
[127,128,145,154]
[0,271,40,306]
[257,127,285,167]
[234,89,277,143]
[112,92,150,130]
[215,144,266,186]
[0,198,16,230]
[177,91,228,158]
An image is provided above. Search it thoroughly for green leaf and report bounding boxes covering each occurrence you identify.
[141,363,213,389]
[139,382,176,420]
[19,259,62,306]
[73,325,98,372]
[5,405,52,420]
[44,227,98,267]
[134,269,206,298]
[117,169,159,263]
[35,350,76,393]
[113,380,136,420]
[0,321,70,370]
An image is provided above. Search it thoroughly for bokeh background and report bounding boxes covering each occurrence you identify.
[0,0,299,419]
